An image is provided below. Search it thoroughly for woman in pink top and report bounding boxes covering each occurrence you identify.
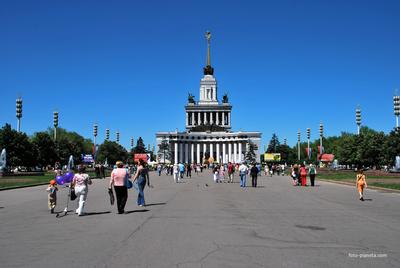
[109,161,129,214]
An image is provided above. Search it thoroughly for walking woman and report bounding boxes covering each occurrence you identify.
[299,163,307,186]
[356,168,367,201]
[133,159,150,207]
[109,161,129,214]
[72,164,92,216]
[308,164,317,186]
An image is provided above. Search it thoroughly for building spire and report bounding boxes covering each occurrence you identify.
[203,31,214,75]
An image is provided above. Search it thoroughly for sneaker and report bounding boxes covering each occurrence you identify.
[50,208,54,214]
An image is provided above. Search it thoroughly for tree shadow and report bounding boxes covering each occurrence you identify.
[124,209,149,214]
[145,202,166,207]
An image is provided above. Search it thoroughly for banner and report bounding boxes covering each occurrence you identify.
[264,153,281,162]
[134,153,149,163]
[82,154,94,163]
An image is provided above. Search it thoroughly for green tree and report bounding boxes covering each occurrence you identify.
[335,132,357,165]
[0,124,36,168]
[383,129,400,166]
[245,140,257,163]
[158,139,171,163]
[357,127,385,168]
[50,128,93,164]
[97,140,128,166]
[133,137,146,154]
[267,133,280,153]
[31,131,57,168]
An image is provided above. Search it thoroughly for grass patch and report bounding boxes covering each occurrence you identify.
[0,171,111,190]
[369,183,400,190]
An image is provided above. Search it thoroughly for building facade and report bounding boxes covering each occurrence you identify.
[156,32,261,164]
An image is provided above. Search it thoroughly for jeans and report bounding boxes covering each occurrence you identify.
[137,176,146,206]
[114,186,128,214]
[240,173,247,187]
[251,175,257,187]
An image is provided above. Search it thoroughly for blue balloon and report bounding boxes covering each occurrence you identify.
[56,175,65,185]
[64,172,74,183]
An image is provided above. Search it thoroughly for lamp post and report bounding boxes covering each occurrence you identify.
[307,128,311,160]
[356,106,361,135]
[93,124,98,161]
[16,97,22,132]
[53,111,59,141]
[105,129,110,141]
[116,131,120,144]
[319,122,324,162]
[297,130,301,161]
[394,93,400,130]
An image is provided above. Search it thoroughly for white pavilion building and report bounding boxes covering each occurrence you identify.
[156,32,261,164]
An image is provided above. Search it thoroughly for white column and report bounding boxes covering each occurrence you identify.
[191,143,194,164]
[228,143,232,162]
[216,143,220,163]
[238,142,242,163]
[233,142,238,163]
[185,143,189,163]
[197,143,201,164]
[179,143,184,163]
[198,112,201,125]
[186,113,189,127]
[210,112,213,124]
[222,143,226,164]
[216,112,220,125]
[203,142,207,158]
[174,142,178,164]
[228,112,231,127]
[222,112,225,126]
[204,112,208,124]
[210,143,214,161]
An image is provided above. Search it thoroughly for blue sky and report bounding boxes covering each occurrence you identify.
[1,0,399,150]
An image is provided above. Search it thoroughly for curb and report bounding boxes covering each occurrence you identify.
[319,179,400,194]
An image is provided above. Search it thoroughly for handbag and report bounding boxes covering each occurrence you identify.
[125,169,133,189]
[126,179,133,189]
[70,187,77,201]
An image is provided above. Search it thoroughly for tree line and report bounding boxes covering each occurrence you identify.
[0,124,153,169]
[265,127,400,168]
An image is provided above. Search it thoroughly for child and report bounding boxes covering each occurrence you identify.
[356,168,367,201]
[46,180,58,213]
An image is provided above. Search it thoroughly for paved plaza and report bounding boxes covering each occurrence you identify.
[1,171,399,268]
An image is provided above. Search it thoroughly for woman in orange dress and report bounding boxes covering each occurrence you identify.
[299,163,307,186]
[356,168,367,201]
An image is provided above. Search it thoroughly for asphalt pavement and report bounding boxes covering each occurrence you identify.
[0,170,399,268]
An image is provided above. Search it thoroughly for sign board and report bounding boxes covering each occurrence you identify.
[264,153,281,162]
[82,154,94,163]
[134,153,149,163]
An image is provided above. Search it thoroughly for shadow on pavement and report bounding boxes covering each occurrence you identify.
[363,198,373,201]
[295,224,326,231]
[84,211,111,216]
[145,202,166,207]
[124,209,149,214]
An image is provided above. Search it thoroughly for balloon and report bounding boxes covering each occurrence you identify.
[56,175,65,185]
[64,172,74,183]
